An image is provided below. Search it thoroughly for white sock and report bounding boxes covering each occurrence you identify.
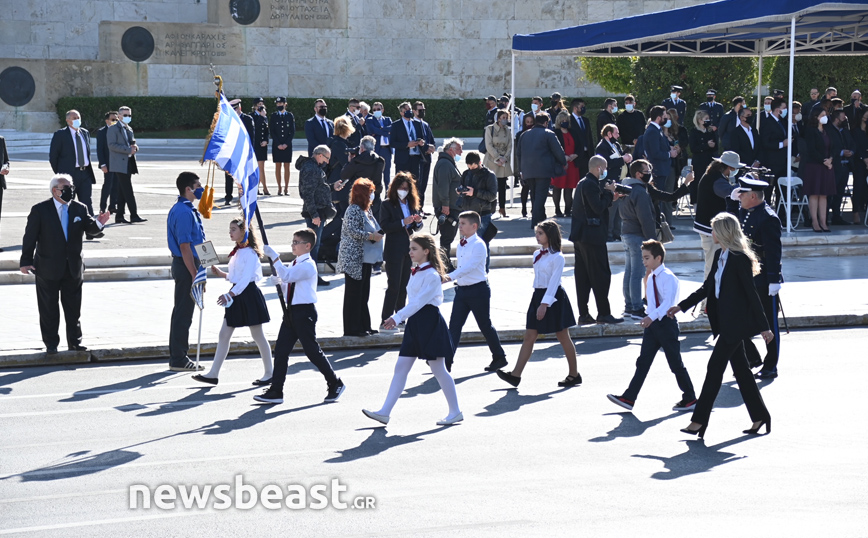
[249,324,273,380]
[205,320,234,378]
[376,355,416,416]
[429,357,461,418]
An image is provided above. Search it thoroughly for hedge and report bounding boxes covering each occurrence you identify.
[55,96,612,136]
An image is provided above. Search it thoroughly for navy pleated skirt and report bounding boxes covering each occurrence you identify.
[526,287,576,334]
[399,304,455,362]
[225,285,271,328]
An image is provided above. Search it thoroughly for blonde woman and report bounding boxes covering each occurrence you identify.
[483,109,514,217]
[667,213,772,438]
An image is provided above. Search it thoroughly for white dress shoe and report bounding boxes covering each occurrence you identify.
[362,409,390,424]
[436,412,464,426]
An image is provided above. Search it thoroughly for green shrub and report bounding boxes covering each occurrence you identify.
[769,56,868,103]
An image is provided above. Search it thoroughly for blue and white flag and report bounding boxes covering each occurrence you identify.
[190,266,207,310]
[203,93,259,240]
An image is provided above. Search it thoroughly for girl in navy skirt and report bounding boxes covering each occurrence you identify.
[192,217,273,386]
[363,233,463,426]
[497,219,581,388]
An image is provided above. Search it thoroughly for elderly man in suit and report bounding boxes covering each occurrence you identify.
[20,174,110,353]
[304,99,333,156]
[108,106,146,224]
[366,101,393,190]
[96,111,119,215]
[517,112,567,226]
[49,110,99,232]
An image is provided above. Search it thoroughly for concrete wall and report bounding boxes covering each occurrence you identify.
[0,0,705,132]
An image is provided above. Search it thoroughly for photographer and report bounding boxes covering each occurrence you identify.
[458,152,498,238]
[433,138,464,271]
[569,155,626,325]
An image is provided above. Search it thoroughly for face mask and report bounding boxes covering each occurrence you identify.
[277,105,285,111]
[794,113,803,121]
[373,110,382,119]
[625,104,634,112]
[580,105,586,114]
[59,185,74,203]
[729,169,738,179]
[369,193,375,202]
[531,103,539,112]
[403,110,414,119]
[707,97,715,102]
[397,189,409,200]
[416,110,425,119]
[317,108,327,117]
[641,172,653,183]
[781,109,788,118]
[819,115,829,125]
[559,121,569,129]
[122,116,132,124]
[745,115,752,123]
[764,104,772,112]
[852,98,859,105]
[499,119,508,126]
[612,107,619,114]
[600,169,607,180]
[71,119,81,129]
[670,93,678,101]
[454,154,461,163]
[664,119,672,128]
[193,187,204,199]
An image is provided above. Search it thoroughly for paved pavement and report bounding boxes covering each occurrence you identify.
[0,327,865,535]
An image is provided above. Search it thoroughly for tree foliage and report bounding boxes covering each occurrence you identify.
[769,56,868,103]
[578,57,634,95]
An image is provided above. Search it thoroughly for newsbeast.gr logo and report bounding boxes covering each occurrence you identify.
[129,476,376,511]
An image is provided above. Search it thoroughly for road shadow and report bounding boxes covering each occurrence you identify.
[136,386,258,417]
[402,371,488,399]
[476,387,569,418]
[633,435,756,480]
[0,368,51,395]
[58,371,175,402]
[7,449,144,482]
[324,426,448,464]
[589,411,683,442]
[198,402,326,435]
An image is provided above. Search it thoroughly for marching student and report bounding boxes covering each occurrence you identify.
[496,219,581,388]
[254,228,345,404]
[606,240,697,412]
[445,210,507,372]
[192,217,273,385]
[363,233,463,426]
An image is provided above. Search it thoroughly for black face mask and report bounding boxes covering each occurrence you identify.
[59,185,75,203]
[707,97,714,102]
[641,172,653,183]
[559,121,570,129]
[277,105,285,111]
[317,108,327,117]
[416,110,426,119]
[403,110,414,119]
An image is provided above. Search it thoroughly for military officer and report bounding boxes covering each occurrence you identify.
[270,97,295,197]
[698,89,725,129]
[251,98,271,193]
[735,175,783,379]
[662,85,687,127]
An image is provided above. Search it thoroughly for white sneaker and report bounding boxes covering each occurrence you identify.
[436,412,464,425]
[362,409,390,424]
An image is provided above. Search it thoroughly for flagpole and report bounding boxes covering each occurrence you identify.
[254,207,288,315]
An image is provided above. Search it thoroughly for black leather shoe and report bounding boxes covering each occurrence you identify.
[496,370,521,387]
[191,374,218,385]
[755,370,778,379]
[578,314,596,325]
[69,345,87,351]
[130,216,148,223]
[252,377,272,386]
[46,346,58,354]
[115,216,130,224]
[597,315,624,324]
[484,357,508,372]
[317,277,330,287]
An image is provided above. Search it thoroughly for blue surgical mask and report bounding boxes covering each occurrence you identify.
[373,110,382,119]
[193,187,204,199]
[781,108,788,118]
[764,104,771,112]
[670,93,678,101]
[601,169,608,180]
[611,107,619,114]
[664,119,672,128]
[531,103,539,112]
[71,119,81,129]
[122,116,132,124]
[369,193,375,201]
[454,154,461,162]
[625,104,634,112]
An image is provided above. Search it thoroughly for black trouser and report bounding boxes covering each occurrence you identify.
[343,263,373,335]
[573,241,612,318]
[853,158,868,214]
[623,316,695,402]
[99,172,118,213]
[608,197,622,240]
[115,172,139,219]
[528,177,551,226]
[830,163,849,218]
[552,187,573,215]
[381,254,411,321]
[520,179,531,215]
[497,177,508,210]
[272,304,338,390]
[745,285,781,372]
[691,335,770,427]
[70,168,94,215]
[436,207,459,271]
[35,266,83,349]
[418,159,431,206]
[448,281,506,360]
[224,172,234,203]
[169,257,195,366]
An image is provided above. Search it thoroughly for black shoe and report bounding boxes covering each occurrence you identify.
[252,377,272,386]
[680,423,707,438]
[496,370,521,387]
[68,344,87,351]
[191,374,218,385]
[578,314,596,325]
[607,394,634,411]
[557,373,582,387]
[743,418,771,435]
[755,370,778,379]
[254,387,284,404]
[46,346,58,355]
[629,309,647,320]
[317,277,330,287]
[115,216,130,224]
[130,216,148,223]
[108,206,117,214]
[366,329,379,335]
[672,398,697,411]
[86,232,104,240]
[484,357,508,372]
[596,315,624,324]
[831,216,848,225]
[324,380,345,403]
[344,331,369,338]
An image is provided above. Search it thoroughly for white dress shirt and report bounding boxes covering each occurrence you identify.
[70,128,90,167]
[274,252,318,305]
[644,263,680,321]
[226,247,263,296]
[449,233,487,286]
[404,119,420,155]
[740,123,755,148]
[714,249,729,299]
[531,248,565,306]
[392,263,443,324]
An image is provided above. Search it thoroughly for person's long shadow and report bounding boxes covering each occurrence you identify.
[280,350,389,377]
[633,435,755,480]
[0,369,51,395]
[476,387,569,418]
[401,371,488,399]
[589,411,682,442]
[8,448,145,482]
[199,402,326,435]
[324,426,448,464]
[58,371,175,402]
[136,386,259,417]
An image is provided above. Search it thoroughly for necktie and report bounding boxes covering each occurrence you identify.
[288,259,297,305]
[534,248,548,264]
[412,264,433,276]
[76,131,86,167]
[320,119,326,135]
[460,238,467,247]
[652,273,661,308]
[61,203,69,240]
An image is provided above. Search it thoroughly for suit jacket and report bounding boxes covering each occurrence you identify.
[304,115,333,156]
[827,125,849,170]
[49,127,96,183]
[344,111,364,147]
[96,124,110,169]
[0,136,7,190]
[379,198,422,260]
[678,249,769,342]
[517,125,567,179]
[844,102,865,130]
[366,115,393,151]
[802,126,830,165]
[570,173,615,245]
[760,115,789,172]
[418,119,435,164]
[661,97,687,126]
[391,117,427,172]
[718,109,740,151]
[642,123,671,177]
[730,123,760,165]
[107,122,138,175]
[20,198,102,281]
[698,101,725,127]
[596,110,616,138]
[568,114,594,167]
[595,138,626,181]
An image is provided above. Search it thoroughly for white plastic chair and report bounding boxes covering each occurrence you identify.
[776,177,808,228]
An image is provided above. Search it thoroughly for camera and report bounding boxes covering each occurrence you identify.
[609,181,633,195]
[347,146,360,155]
[437,213,457,228]
[457,186,470,194]
[738,166,776,182]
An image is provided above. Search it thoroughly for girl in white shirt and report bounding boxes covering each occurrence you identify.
[497,219,581,388]
[193,217,273,386]
[363,233,463,426]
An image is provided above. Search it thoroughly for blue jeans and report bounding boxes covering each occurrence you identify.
[622,316,695,402]
[476,213,493,272]
[621,233,644,312]
[305,216,325,264]
[448,281,505,360]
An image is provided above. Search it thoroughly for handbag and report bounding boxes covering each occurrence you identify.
[656,215,675,244]
[302,203,336,222]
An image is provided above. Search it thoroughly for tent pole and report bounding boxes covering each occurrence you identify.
[509,50,516,209]
[756,50,764,130]
[786,17,796,234]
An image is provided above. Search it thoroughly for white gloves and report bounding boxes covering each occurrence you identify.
[264,245,280,262]
[730,188,742,202]
[218,293,234,307]
[768,283,781,296]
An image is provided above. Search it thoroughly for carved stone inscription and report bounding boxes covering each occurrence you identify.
[218,0,347,29]
[100,22,245,65]
[159,31,231,61]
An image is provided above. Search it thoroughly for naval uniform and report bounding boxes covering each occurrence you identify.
[740,200,783,373]
[252,113,269,162]
[270,110,295,163]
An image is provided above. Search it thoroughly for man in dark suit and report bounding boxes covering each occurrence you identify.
[698,89,724,129]
[517,112,567,226]
[304,99,333,156]
[804,87,820,115]
[643,106,677,186]
[414,101,437,210]
[569,155,625,325]
[730,107,761,168]
[20,174,110,353]
[96,111,119,214]
[596,98,618,138]
[569,98,595,177]
[344,98,365,147]
[662,85,687,127]
[760,98,790,203]
[49,110,97,222]
[391,101,430,206]
[719,97,746,151]
[843,90,865,130]
[366,101,393,190]
[829,109,854,225]
[107,106,146,224]
[0,135,8,252]
[484,95,498,126]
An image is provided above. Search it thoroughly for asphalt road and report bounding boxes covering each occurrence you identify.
[1,328,865,536]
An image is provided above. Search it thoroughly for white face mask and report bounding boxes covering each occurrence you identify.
[611,107,619,114]
[819,115,829,125]
[369,193,375,201]
[625,104,634,112]
[71,119,81,129]
[764,104,772,112]
[122,116,132,124]
[670,93,678,101]
[794,113,803,122]
[531,103,539,112]
[397,189,408,200]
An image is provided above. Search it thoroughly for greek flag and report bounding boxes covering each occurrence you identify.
[203,93,259,240]
[190,266,207,310]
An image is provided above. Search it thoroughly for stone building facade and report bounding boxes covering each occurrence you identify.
[0,0,703,132]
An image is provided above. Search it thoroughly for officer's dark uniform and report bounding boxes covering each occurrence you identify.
[698,90,725,128]
[739,190,783,377]
[270,102,295,164]
[662,85,688,127]
[252,112,269,162]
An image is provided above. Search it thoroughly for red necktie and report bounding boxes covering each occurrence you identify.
[460,238,467,247]
[412,264,433,276]
[534,249,548,264]
[652,273,661,308]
